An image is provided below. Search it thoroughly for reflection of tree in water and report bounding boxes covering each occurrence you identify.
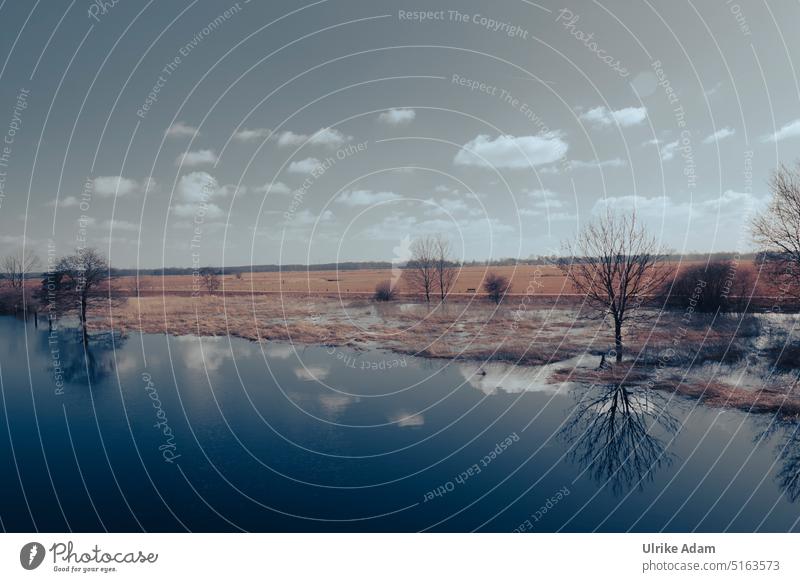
[41,326,124,386]
[561,382,678,494]
[761,416,800,502]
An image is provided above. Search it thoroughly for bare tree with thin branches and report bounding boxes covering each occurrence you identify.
[45,248,122,339]
[199,267,221,294]
[2,253,40,289]
[405,236,437,303]
[560,210,671,363]
[752,163,800,297]
[433,235,457,303]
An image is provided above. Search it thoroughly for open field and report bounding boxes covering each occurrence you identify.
[109,261,786,302]
[114,265,572,296]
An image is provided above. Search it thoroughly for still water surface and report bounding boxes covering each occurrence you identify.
[0,316,798,532]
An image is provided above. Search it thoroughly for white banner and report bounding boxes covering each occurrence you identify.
[0,534,796,581]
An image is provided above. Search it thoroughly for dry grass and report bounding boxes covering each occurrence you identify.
[113,265,573,296]
[94,293,598,365]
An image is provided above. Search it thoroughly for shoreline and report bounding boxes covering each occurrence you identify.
[66,293,800,419]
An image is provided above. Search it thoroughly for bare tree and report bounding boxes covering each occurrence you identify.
[404,236,437,303]
[2,253,40,289]
[752,163,800,297]
[46,248,120,335]
[433,235,457,303]
[199,267,221,294]
[483,272,511,304]
[560,210,671,363]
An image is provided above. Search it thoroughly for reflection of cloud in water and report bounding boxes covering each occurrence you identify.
[388,410,425,427]
[264,343,295,359]
[176,336,245,372]
[459,357,591,395]
[319,394,354,416]
[294,366,330,381]
[115,354,138,374]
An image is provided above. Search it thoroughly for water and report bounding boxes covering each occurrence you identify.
[0,315,798,532]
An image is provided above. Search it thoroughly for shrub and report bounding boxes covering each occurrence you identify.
[374,280,397,302]
[483,272,510,305]
[666,259,753,313]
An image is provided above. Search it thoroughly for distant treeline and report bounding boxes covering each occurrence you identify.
[8,252,758,279]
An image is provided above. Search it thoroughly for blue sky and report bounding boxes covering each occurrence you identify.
[0,0,798,268]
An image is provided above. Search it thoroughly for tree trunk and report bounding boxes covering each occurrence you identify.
[614,319,623,363]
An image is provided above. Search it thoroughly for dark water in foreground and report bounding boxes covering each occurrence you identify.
[0,315,799,532]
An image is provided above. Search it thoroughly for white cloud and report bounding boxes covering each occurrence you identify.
[48,195,79,208]
[423,197,481,217]
[702,127,735,144]
[177,171,219,202]
[276,131,307,147]
[703,82,722,98]
[762,119,800,143]
[519,208,575,220]
[358,212,513,243]
[378,108,416,125]
[142,177,158,194]
[286,209,334,226]
[526,188,558,200]
[101,219,139,232]
[288,157,321,174]
[233,127,270,142]
[521,189,570,217]
[175,149,217,167]
[93,176,139,197]
[308,127,350,147]
[172,202,224,219]
[336,190,401,206]
[646,139,680,161]
[165,121,199,138]
[591,191,765,222]
[574,158,625,170]
[276,127,351,148]
[216,184,247,197]
[454,133,568,169]
[528,191,564,209]
[541,158,626,173]
[258,181,292,195]
[581,106,647,127]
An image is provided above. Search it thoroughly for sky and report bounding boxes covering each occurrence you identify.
[1,0,799,269]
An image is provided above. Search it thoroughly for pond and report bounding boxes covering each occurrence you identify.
[0,315,798,532]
